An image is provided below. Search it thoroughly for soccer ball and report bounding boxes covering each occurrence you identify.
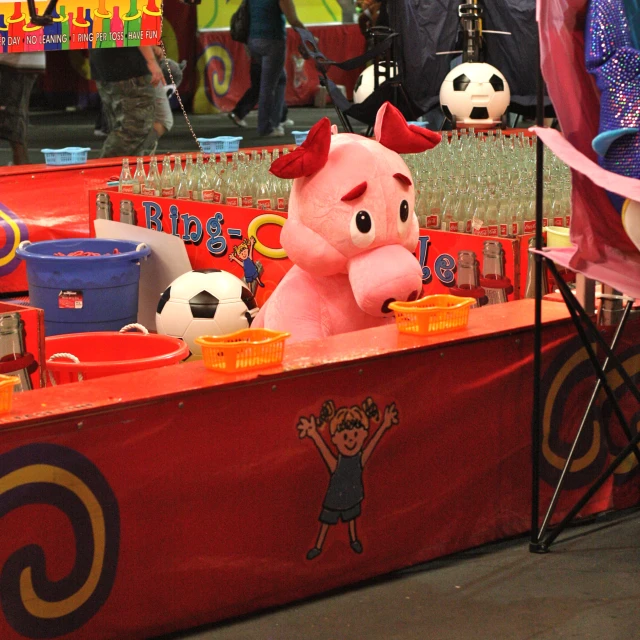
[353,62,398,104]
[439,62,510,128]
[156,269,259,356]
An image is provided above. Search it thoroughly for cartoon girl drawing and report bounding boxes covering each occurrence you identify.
[297,397,399,560]
[228,236,264,295]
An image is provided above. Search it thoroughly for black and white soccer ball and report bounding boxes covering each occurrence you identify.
[353,62,398,104]
[439,62,510,127]
[156,269,259,356]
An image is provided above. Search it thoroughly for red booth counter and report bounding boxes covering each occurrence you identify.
[1,300,640,640]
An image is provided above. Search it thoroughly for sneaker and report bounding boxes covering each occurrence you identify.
[228,112,248,128]
[264,125,285,138]
[280,118,295,127]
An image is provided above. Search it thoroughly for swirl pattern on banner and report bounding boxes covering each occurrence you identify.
[0,443,120,638]
[541,337,640,490]
[0,202,28,277]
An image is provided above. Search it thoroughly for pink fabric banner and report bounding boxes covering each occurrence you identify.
[536,0,640,295]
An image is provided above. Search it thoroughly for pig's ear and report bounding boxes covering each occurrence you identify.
[374,102,441,154]
[270,117,332,179]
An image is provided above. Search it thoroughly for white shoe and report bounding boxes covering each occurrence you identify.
[265,125,285,137]
[280,118,295,127]
[228,112,248,128]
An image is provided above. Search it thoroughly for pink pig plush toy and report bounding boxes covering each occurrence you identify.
[252,102,441,342]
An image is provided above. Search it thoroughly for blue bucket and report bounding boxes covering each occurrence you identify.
[16,239,151,336]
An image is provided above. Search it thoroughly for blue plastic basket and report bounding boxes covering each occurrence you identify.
[197,136,243,153]
[292,130,310,145]
[41,147,91,166]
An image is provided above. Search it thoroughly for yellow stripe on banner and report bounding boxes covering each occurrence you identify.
[122,11,142,21]
[543,345,601,472]
[0,464,106,619]
[0,210,21,268]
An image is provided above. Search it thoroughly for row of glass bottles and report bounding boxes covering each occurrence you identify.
[404,130,572,236]
[118,150,293,212]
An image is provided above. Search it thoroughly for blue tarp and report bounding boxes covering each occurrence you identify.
[388,0,538,115]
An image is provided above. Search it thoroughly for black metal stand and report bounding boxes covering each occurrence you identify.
[530,38,640,554]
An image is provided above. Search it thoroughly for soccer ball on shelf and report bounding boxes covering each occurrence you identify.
[156,269,259,356]
[353,62,399,104]
[439,62,510,128]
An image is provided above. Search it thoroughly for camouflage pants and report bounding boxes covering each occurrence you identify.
[97,76,155,158]
[0,66,37,145]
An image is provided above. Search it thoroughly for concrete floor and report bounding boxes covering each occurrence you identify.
[0,106,344,166]
[155,507,640,640]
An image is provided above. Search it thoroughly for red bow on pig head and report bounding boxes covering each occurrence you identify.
[270,102,441,180]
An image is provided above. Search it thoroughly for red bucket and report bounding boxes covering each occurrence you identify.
[45,325,190,385]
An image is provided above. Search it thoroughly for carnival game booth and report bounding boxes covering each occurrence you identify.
[2,297,640,640]
[1,101,638,637]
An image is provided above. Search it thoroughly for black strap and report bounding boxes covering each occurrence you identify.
[295,26,396,72]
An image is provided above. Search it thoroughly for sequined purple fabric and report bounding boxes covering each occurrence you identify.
[585,0,640,186]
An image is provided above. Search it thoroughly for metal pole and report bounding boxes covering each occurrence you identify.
[530,36,545,552]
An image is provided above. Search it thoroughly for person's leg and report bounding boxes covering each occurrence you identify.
[252,38,286,135]
[0,68,37,165]
[272,66,287,131]
[233,57,261,120]
[98,77,155,158]
[142,83,173,154]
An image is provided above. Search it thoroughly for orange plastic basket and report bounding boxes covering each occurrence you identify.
[194,329,291,373]
[0,374,20,413]
[389,294,476,336]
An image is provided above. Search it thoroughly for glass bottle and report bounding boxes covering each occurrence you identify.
[133,157,146,195]
[498,200,510,238]
[425,192,441,229]
[225,164,240,207]
[176,168,190,200]
[485,196,499,237]
[481,240,509,304]
[240,164,254,208]
[456,250,484,308]
[184,155,195,198]
[525,237,549,298]
[142,156,161,196]
[160,156,175,198]
[172,155,183,190]
[472,195,487,236]
[256,173,273,210]
[208,161,224,203]
[118,158,135,193]
[523,198,536,235]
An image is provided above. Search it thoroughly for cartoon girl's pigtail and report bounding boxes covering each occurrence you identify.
[362,397,379,421]
[318,400,336,428]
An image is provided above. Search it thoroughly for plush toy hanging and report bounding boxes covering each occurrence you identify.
[586,0,640,248]
[251,102,441,343]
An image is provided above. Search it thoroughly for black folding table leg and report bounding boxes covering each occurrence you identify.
[546,261,640,466]
[551,264,640,404]
[536,297,633,543]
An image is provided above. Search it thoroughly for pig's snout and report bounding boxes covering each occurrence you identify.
[348,245,424,317]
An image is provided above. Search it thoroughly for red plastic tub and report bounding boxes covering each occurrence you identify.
[45,327,190,385]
